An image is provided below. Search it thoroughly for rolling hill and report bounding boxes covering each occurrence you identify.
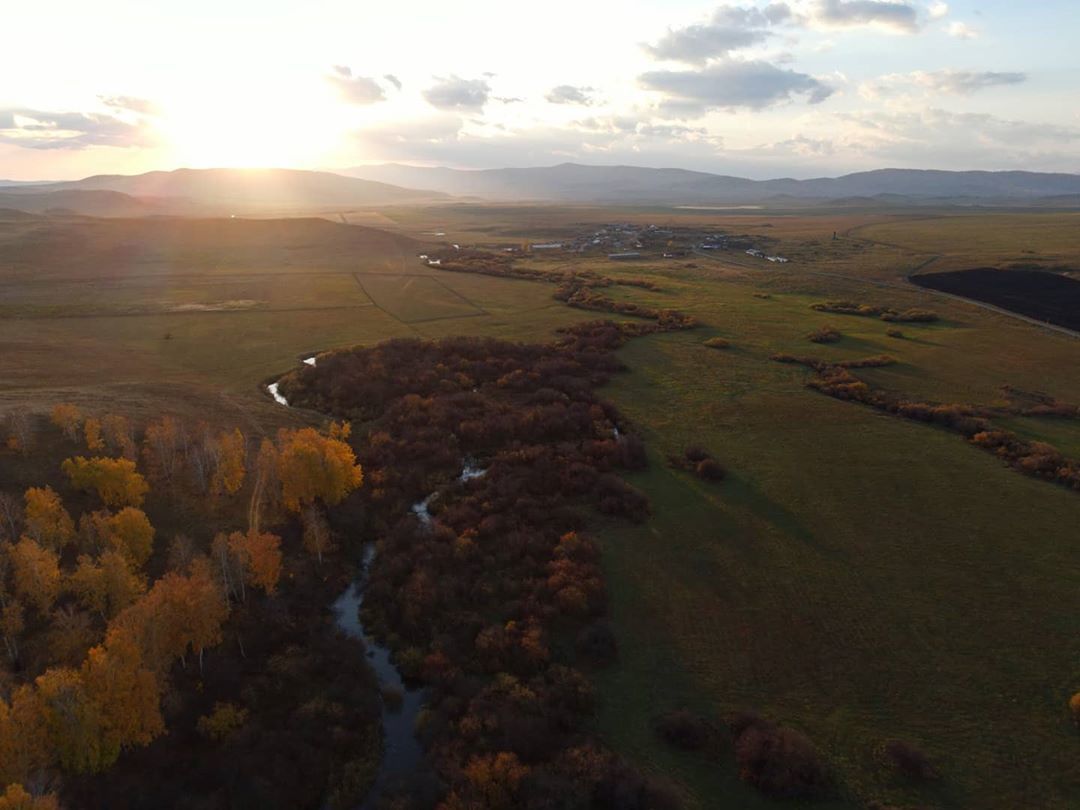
[341,162,1080,205]
[3,167,447,214]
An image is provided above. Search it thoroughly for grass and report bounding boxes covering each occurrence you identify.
[1,208,1079,807]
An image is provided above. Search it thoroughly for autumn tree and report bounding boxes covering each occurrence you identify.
[0,685,50,788]
[211,428,247,496]
[1,602,23,663]
[275,427,363,513]
[22,487,74,551]
[61,456,149,508]
[4,408,34,456]
[0,784,60,810]
[301,506,334,564]
[142,416,185,483]
[100,414,136,460]
[34,666,103,773]
[69,551,147,619]
[227,530,283,597]
[9,539,61,614]
[248,438,281,531]
[83,417,105,452]
[49,403,82,442]
[81,630,164,762]
[0,493,22,542]
[103,507,155,567]
[47,606,98,668]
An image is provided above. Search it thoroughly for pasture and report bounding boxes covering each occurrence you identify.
[1,207,1078,807]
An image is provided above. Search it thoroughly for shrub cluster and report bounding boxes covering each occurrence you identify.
[282,322,679,808]
[810,300,939,323]
[771,354,1080,493]
[703,337,731,349]
[668,446,726,481]
[806,326,842,344]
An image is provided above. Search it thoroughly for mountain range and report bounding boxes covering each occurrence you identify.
[341,163,1080,205]
[1,164,1079,217]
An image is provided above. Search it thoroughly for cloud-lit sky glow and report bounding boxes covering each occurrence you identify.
[1,0,1076,179]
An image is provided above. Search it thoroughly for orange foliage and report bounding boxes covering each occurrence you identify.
[275,427,363,512]
[49,404,82,442]
[211,428,247,496]
[227,530,283,596]
[83,418,104,452]
[22,487,74,551]
[0,784,59,810]
[61,456,149,508]
[9,539,61,614]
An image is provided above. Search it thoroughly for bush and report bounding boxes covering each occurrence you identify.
[1070,692,1080,726]
[886,328,904,339]
[684,446,711,463]
[733,718,830,799]
[695,459,726,481]
[806,326,841,344]
[703,337,730,349]
[880,739,939,781]
[654,710,713,751]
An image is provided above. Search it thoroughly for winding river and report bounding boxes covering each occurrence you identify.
[332,545,425,808]
[268,357,486,807]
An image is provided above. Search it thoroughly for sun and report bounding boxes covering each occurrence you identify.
[158,87,343,169]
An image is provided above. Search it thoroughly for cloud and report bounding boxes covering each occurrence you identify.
[98,95,158,115]
[383,73,402,91]
[494,96,524,104]
[0,108,154,150]
[815,0,919,33]
[327,65,387,104]
[639,60,833,115]
[861,69,1027,98]
[422,75,491,111]
[546,85,597,105]
[946,21,977,38]
[643,4,792,64]
[928,2,948,19]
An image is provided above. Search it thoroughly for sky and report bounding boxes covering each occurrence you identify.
[1,0,1077,180]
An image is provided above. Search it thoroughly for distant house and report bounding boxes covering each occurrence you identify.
[532,243,563,250]
[766,255,790,263]
[746,249,764,257]
[608,252,642,260]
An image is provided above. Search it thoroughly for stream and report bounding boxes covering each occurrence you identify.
[332,545,426,808]
[268,358,486,807]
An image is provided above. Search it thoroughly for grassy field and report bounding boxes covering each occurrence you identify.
[1,207,1078,807]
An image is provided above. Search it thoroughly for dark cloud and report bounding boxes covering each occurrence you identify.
[422,76,491,111]
[0,108,153,150]
[644,4,792,64]
[327,65,387,104]
[639,60,833,115]
[816,0,919,32]
[383,73,402,91]
[545,85,597,105]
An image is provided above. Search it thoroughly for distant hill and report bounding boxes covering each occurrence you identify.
[0,189,177,217]
[8,168,447,214]
[341,163,1080,205]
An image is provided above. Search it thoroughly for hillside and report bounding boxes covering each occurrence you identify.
[342,163,1080,205]
[0,189,181,217]
[10,167,448,213]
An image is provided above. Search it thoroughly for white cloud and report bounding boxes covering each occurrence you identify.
[422,75,491,111]
[815,0,920,33]
[546,85,598,106]
[643,4,792,64]
[327,66,387,105]
[639,59,833,115]
[861,69,1027,98]
[947,21,978,39]
[928,2,948,20]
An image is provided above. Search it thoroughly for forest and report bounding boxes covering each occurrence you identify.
[0,406,373,809]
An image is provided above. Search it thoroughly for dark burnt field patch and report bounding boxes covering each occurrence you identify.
[911,267,1080,331]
